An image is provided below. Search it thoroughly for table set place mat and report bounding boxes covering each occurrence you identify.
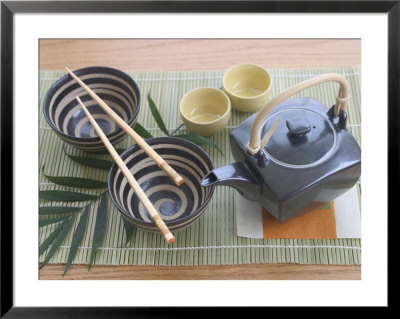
[39,67,361,266]
[236,185,361,239]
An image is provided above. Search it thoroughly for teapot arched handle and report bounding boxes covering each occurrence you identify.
[247,73,351,155]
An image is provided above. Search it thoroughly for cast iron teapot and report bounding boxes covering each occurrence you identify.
[201,74,361,222]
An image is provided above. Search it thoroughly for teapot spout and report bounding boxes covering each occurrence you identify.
[201,160,260,201]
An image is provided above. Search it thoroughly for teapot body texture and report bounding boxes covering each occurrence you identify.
[228,97,361,221]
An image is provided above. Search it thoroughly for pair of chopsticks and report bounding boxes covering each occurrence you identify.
[66,67,179,244]
[66,67,184,187]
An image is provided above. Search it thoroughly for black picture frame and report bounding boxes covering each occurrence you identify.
[1,1,395,317]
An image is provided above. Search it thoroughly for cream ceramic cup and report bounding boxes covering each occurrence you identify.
[222,63,272,112]
[179,87,231,136]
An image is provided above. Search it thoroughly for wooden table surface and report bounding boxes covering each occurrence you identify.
[39,39,361,280]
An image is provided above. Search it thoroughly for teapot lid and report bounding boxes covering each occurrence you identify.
[261,107,337,168]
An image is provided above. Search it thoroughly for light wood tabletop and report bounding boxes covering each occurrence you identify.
[39,38,361,280]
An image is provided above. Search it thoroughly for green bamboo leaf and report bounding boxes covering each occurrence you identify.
[121,216,135,245]
[39,215,75,269]
[39,190,98,202]
[44,175,107,189]
[88,193,108,270]
[66,153,113,170]
[134,122,153,139]
[89,148,126,155]
[63,206,90,275]
[116,149,127,155]
[147,93,170,136]
[39,217,71,256]
[39,216,70,227]
[169,123,185,136]
[39,206,82,215]
[174,134,224,155]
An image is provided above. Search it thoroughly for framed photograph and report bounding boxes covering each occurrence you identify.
[1,0,395,316]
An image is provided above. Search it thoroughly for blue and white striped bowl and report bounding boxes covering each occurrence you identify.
[108,137,215,232]
[43,66,140,152]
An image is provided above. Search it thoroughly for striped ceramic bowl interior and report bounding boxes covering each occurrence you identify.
[108,137,215,232]
[43,66,140,152]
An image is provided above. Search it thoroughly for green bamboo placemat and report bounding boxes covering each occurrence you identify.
[39,67,361,266]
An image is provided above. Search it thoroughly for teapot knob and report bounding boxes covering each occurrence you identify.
[286,117,311,136]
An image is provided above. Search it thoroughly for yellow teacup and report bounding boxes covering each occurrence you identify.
[180,87,231,136]
[222,63,272,112]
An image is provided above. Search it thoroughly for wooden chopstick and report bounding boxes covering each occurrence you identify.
[76,96,175,244]
[66,67,184,187]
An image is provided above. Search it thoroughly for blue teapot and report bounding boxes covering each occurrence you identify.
[201,74,361,222]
